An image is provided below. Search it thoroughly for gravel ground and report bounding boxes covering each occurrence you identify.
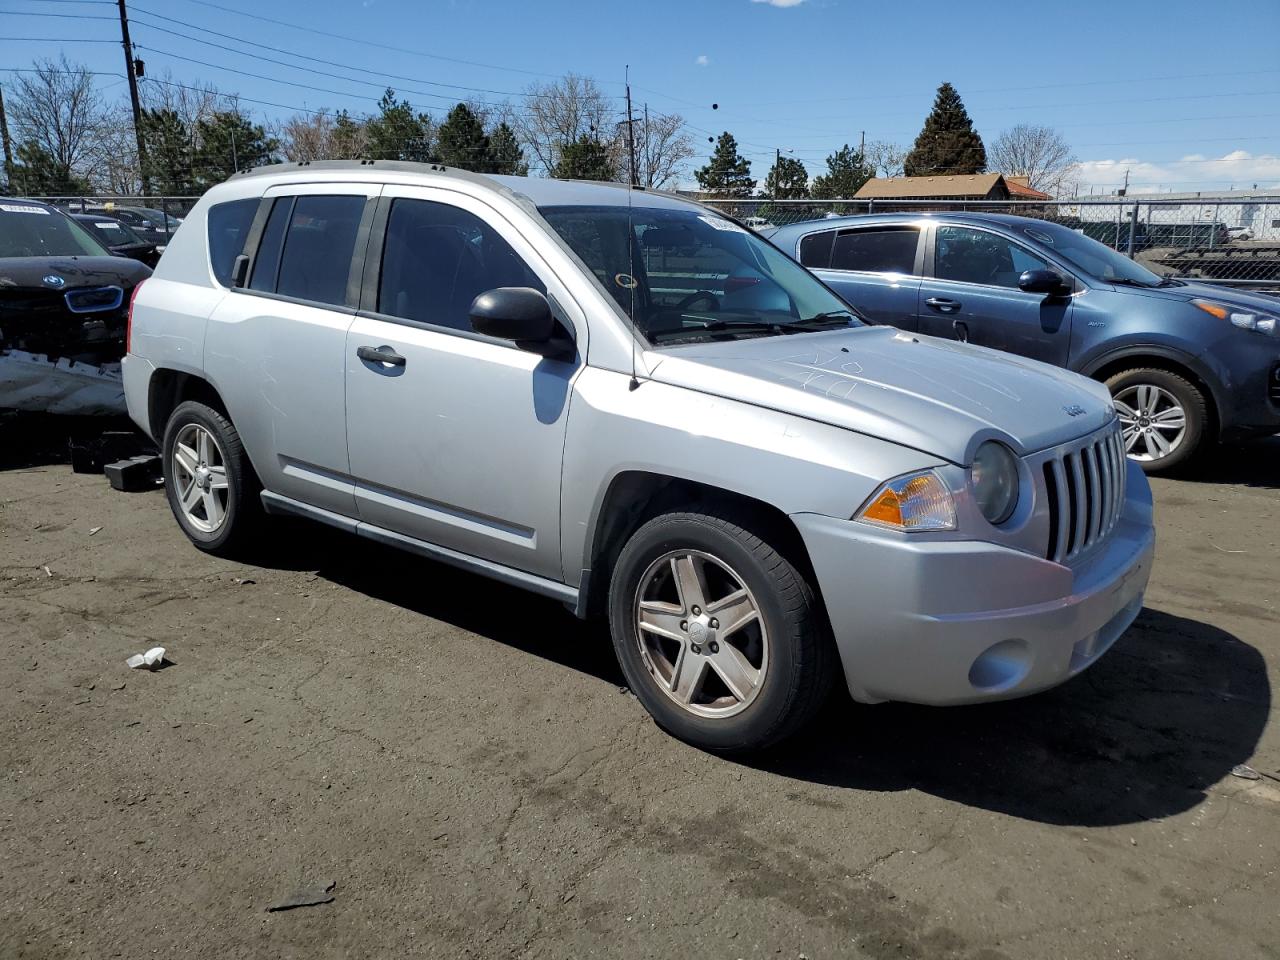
[2,432,1278,959]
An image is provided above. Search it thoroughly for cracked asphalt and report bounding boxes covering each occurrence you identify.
[2,432,1278,959]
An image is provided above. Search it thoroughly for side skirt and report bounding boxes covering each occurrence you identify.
[260,490,583,611]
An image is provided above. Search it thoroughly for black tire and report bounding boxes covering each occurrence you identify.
[608,506,835,754]
[161,399,263,556]
[1105,367,1209,473]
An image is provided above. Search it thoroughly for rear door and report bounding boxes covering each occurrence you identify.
[204,183,379,518]
[917,222,1074,366]
[796,224,924,330]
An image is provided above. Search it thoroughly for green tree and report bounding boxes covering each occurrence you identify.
[550,134,617,181]
[486,122,528,176]
[764,155,809,199]
[365,89,434,162]
[435,103,489,171]
[9,141,91,195]
[193,110,277,188]
[810,144,873,199]
[140,108,196,195]
[695,132,754,198]
[904,82,986,177]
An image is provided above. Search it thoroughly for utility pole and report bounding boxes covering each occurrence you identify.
[774,147,780,199]
[623,66,639,187]
[117,0,150,196]
[0,85,15,192]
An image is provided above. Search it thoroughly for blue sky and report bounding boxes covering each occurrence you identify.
[3,0,1279,193]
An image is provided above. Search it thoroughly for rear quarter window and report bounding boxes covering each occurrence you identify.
[207,198,259,286]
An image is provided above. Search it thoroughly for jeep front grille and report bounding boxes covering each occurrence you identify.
[1041,422,1126,564]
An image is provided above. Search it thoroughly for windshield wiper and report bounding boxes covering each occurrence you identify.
[1155,277,1186,287]
[1107,277,1156,288]
[787,311,858,331]
[646,318,786,343]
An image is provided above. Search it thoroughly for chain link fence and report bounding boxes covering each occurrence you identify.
[703,197,1280,292]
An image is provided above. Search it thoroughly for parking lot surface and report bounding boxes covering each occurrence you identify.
[2,438,1278,959]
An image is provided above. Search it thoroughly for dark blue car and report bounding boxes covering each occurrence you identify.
[769,213,1280,471]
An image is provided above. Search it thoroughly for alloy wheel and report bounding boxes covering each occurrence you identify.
[633,550,769,719]
[172,423,230,533]
[1113,384,1187,462]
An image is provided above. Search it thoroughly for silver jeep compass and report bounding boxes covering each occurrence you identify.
[122,161,1155,753]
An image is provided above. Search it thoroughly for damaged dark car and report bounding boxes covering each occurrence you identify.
[0,199,150,416]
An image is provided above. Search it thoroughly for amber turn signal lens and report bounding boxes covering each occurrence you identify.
[855,470,957,532]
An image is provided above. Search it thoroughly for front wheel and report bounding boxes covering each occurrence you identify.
[1106,367,1208,473]
[608,508,835,753]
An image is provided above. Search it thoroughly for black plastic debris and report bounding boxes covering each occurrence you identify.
[266,880,337,912]
[105,454,162,492]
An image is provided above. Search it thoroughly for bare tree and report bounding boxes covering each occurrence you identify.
[865,140,907,178]
[88,106,143,193]
[633,109,695,189]
[988,124,1078,197]
[516,73,620,175]
[9,56,106,187]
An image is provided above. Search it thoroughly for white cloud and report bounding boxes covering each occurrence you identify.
[1074,150,1280,195]
[751,0,806,7]
[695,54,710,66]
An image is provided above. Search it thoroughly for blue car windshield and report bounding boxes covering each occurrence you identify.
[539,204,862,344]
[1018,220,1164,285]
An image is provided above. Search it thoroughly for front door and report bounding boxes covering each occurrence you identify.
[343,187,583,580]
[917,223,1074,366]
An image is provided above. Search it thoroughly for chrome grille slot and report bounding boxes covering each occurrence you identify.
[1042,422,1126,564]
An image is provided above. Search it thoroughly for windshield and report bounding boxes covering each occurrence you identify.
[539,204,862,344]
[1018,220,1164,285]
[0,204,107,257]
[80,217,145,246]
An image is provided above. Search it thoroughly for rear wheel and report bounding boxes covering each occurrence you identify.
[1106,367,1207,472]
[161,400,263,555]
[608,507,834,753]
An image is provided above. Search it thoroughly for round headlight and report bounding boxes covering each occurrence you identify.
[970,441,1019,525]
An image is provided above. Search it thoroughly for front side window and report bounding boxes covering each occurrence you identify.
[377,198,543,331]
[0,204,106,257]
[830,227,920,274]
[207,198,258,286]
[1016,219,1164,285]
[540,205,861,345]
[934,225,1051,289]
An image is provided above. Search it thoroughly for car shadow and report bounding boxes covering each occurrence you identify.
[251,522,1268,828]
[1175,435,1280,489]
[748,607,1270,827]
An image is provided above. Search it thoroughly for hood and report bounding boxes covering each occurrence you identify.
[1109,279,1280,312]
[0,256,151,291]
[647,326,1115,464]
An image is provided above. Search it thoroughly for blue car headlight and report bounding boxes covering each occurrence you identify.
[1193,299,1280,337]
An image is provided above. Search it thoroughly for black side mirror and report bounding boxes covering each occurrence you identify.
[470,287,572,357]
[1018,269,1070,297]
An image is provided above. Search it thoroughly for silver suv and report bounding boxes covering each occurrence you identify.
[123,161,1155,753]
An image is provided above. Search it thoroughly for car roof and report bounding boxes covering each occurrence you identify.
[0,197,59,213]
[229,159,700,211]
[771,210,1057,237]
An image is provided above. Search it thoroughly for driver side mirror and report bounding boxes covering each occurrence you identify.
[469,287,574,359]
[1018,269,1070,297]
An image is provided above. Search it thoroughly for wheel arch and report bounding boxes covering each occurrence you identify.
[1080,345,1221,437]
[578,470,819,622]
[147,368,230,441]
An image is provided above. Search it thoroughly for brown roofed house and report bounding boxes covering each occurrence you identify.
[854,173,1010,202]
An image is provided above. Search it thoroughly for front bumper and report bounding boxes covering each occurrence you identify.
[794,458,1155,705]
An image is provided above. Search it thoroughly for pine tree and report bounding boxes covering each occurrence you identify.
[365,89,434,162]
[694,132,754,198]
[765,155,809,199]
[550,134,616,181]
[193,111,277,188]
[436,104,489,171]
[140,108,196,195]
[486,122,528,176]
[903,83,986,177]
[810,144,873,199]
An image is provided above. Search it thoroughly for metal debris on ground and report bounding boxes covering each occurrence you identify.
[88,526,103,536]
[1230,764,1263,780]
[266,880,337,912]
[125,647,166,670]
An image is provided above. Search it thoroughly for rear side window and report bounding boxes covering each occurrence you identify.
[207,198,258,286]
[798,230,835,269]
[377,198,543,331]
[830,227,920,274]
[249,195,365,306]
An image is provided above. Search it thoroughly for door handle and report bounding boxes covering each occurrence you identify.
[925,297,960,313]
[357,345,406,367]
